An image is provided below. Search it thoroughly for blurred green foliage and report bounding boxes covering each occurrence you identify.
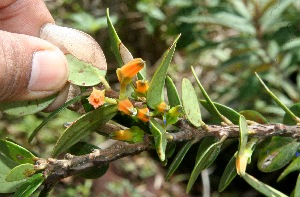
[47,0,300,122]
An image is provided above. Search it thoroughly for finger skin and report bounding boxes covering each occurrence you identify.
[0,0,54,36]
[0,31,67,102]
[0,0,70,105]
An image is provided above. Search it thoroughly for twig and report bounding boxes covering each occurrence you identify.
[37,121,300,192]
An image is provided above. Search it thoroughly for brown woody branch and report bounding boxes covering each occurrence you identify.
[38,120,300,193]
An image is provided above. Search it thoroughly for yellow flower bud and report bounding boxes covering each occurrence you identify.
[157,101,170,113]
[135,80,149,94]
[117,99,136,115]
[137,107,150,122]
[110,126,144,143]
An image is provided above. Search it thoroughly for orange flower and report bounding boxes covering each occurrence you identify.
[116,58,145,83]
[157,101,170,113]
[87,88,105,108]
[135,80,149,94]
[118,99,136,115]
[137,108,150,122]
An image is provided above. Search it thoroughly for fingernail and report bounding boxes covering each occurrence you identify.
[29,50,68,91]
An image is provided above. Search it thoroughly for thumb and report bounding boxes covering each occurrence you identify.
[0,30,68,102]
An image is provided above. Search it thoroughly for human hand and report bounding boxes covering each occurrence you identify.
[0,0,68,104]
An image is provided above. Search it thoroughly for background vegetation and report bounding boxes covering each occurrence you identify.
[1,0,300,196]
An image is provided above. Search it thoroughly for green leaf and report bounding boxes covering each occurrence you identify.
[0,140,36,164]
[260,0,295,32]
[229,0,252,20]
[68,142,109,179]
[5,164,35,182]
[283,103,300,125]
[256,73,300,124]
[13,173,44,197]
[106,8,133,65]
[147,35,180,109]
[179,12,255,35]
[238,115,248,156]
[236,115,250,176]
[165,142,176,159]
[218,153,237,192]
[106,8,123,66]
[187,137,223,193]
[52,104,118,157]
[239,110,269,124]
[200,100,240,124]
[282,38,300,51]
[192,67,233,125]
[0,95,56,116]
[165,141,193,181]
[67,54,107,86]
[242,173,288,197]
[29,93,86,143]
[149,118,167,161]
[294,174,300,197]
[166,76,181,107]
[257,136,300,172]
[182,78,202,127]
[277,155,300,182]
[0,153,27,193]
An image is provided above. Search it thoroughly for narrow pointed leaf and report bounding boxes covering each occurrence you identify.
[0,95,56,116]
[218,153,237,192]
[29,93,86,143]
[283,103,300,125]
[147,35,180,109]
[0,140,36,164]
[13,173,44,197]
[200,100,240,124]
[256,73,300,124]
[106,8,123,66]
[166,142,176,159]
[67,54,107,86]
[242,173,288,197]
[236,115,249,176]
[5,164,35,182]
[192,67,232,124]
[258,136,300,172]
[260,0,295,32]
[0,153,27,193]
[182,78,202,127]
[277,156,300,182]
[166,76,181,107]
[52,105,117,157]
[239,110,269,124]
[149,118,167,161]
[166,141,193,181]
[187,138,223,193]
[238,115,248,156]
[294,174,300,197]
